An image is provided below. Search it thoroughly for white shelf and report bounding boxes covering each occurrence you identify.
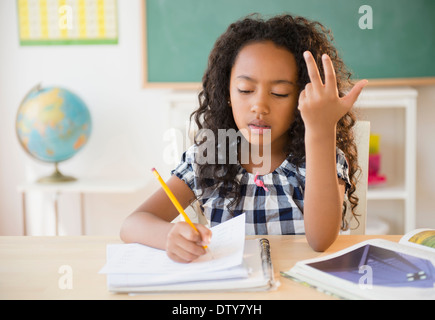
[356,87,417,233]
[367,187,407,200]
[17,178,148,194]
[17,178,148,236]
[355,87,418,108]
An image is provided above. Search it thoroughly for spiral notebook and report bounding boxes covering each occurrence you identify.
[99,214,276,293]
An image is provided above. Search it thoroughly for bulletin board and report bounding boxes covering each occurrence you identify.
[142,0,435,89]
[17,0,118,45]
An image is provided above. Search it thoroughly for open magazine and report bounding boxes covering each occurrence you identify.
[281,229,435,300]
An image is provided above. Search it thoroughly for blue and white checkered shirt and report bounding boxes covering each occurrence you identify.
[171,144,351,235]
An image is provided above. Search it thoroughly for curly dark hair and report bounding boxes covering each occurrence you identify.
[191,13,360,231]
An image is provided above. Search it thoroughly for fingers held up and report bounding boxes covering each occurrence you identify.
[299,51,368,129]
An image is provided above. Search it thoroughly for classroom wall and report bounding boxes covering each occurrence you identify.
[0,0,175,235]
[0,0,434,235]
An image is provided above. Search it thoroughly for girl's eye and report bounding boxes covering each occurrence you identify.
[238,89,253,94]
[272,93,289,98]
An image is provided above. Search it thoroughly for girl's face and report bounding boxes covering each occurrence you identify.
[229,41,299,153]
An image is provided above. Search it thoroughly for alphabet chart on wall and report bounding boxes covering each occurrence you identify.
[17,0,118,45]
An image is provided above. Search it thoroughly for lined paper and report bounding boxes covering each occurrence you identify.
[99,214,246,275]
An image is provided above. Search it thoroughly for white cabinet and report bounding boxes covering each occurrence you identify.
[17,178,148,235]
[355,87,417,234]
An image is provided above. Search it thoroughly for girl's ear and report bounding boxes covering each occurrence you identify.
[227,99,232,107]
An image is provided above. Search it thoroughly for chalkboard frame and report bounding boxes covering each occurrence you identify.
[141,0,435,89]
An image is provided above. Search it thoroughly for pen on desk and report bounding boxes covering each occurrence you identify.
[151,168,208,250]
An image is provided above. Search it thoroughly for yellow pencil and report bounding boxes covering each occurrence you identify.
[151,168,207,249]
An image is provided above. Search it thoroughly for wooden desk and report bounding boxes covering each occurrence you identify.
[0,235,401,300]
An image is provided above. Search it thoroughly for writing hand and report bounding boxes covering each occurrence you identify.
[298,51,368,132]
[166,222,212,263]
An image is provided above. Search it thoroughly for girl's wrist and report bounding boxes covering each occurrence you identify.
[304,124,337,144]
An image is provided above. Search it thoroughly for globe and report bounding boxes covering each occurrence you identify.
[16,84,92,183]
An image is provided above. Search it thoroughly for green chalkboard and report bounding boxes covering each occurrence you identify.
[143,0,435,88]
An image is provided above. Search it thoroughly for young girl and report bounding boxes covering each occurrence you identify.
[120,14,367,263]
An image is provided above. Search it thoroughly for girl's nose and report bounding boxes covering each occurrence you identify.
[250,96,270,115]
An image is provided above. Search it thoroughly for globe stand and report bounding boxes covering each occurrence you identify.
[37,163,76,183]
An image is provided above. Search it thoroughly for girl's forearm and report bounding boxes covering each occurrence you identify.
[303,127,343,251]
[120,211,173,250]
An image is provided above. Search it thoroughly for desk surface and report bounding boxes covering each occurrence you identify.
[0,235,401,300]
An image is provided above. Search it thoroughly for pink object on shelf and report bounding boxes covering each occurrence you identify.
[368,153,386,186]
[369,154,381,176]
[368,174,386,186]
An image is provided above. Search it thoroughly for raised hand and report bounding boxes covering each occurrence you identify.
[298,51,368,132]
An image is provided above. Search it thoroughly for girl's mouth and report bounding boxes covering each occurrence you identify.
[248,124,271,134]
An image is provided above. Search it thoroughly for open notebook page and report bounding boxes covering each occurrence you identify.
[99,213,246,275]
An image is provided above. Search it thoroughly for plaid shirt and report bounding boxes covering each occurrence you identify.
[171,144,351,235]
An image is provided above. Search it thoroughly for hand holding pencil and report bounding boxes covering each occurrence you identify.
[152,168,212,263]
